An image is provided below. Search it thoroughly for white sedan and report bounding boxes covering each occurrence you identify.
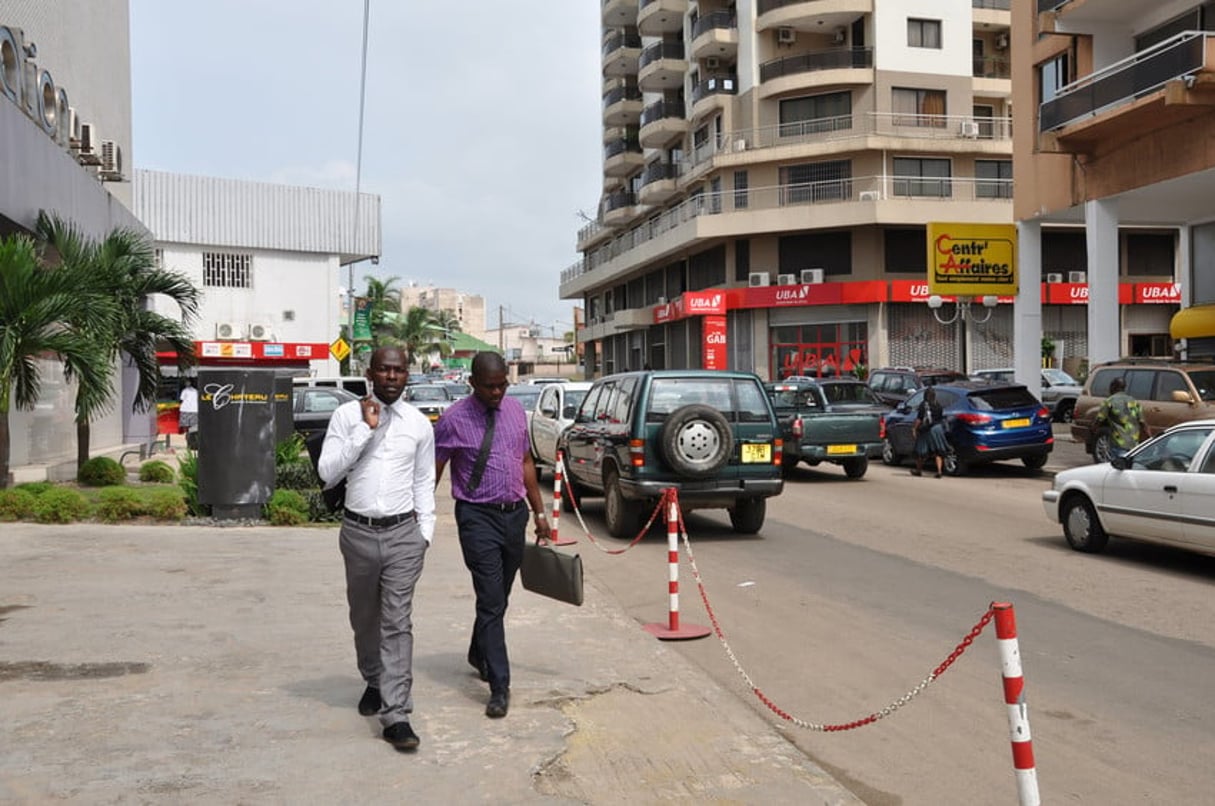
[1043,420,1215,556]
[528,381,593,479]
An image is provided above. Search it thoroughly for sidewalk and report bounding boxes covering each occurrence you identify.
[0,497,860,804]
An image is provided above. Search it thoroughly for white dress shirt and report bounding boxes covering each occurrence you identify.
[318,396,436,543]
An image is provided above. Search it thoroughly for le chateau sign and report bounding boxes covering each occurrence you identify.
[0,25,77,149]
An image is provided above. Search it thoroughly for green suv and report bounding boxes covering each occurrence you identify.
[557,370,785,536]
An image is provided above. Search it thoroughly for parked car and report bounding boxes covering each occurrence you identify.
[443,381,471,401]
[404,383,457,423]
[1070,358,1215,462]
[881,381,1053,475]
[529,381,594,478]
[292,375,369,397]
[557,370,784,536]
[1043,420,1215,556]
[292,386,358,439]
[867,366,967,407]
[764,378,886,479]
[505,384,543,413]
[972,367,1084,422]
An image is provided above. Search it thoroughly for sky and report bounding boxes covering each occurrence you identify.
[128,1,603,338]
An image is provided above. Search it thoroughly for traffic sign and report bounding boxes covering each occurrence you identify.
[329,337,351,362]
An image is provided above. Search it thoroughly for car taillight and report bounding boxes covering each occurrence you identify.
[792,417,803,438]
[879,417,886,439]
[1037,406,1051,420]
[773,438,783,464]
[629,438,645,467]
[955,412,993,426]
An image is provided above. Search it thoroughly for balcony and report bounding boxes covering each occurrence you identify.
[602,83,643,126]
[1040,32,1213,145]
[637,0,688,37]
[690,11,738,62]
[603,30,642,78]
[604,137,644,177]
[756,0,873,33]
[757,47,873,98]
[973,54,1010,79]
[639,99,688,148]
[973,0,1010,8]
[603,0,640,27]
[689,75,738,121]
[600,190,638,227]
[639,40,688,91]
[638,161,680,205]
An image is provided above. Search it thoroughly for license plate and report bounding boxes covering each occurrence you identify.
[826,444,857,455]
[741,443,771,463]
[1003,418,1030,429]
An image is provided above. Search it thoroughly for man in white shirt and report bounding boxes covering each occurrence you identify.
[178,379,199,449]
[318,347,436,752]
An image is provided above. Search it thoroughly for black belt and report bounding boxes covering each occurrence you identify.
[343,509,416,528]
[461,500,525,512]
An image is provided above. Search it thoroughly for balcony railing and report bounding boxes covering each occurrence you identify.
[639,40,686,69]
[602,84,643,108]
[691,75,738,104]
[1040,31,1209,132]
[692,10,737,39]
[1036,0,1070,12]
[602,30,642,58]
[601,191,637,214]
[973,55,1011,79]
[565,175,1011,284]
[604,138,642,159]
[759,48,873,82]
[973,0,1011,9]
[640,99,687,127]
[640,161,680,187]
[757,0,806,13]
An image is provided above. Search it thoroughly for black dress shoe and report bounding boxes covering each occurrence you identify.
[358,686,381,716]
[383,721,420,752]
[486,691,509,718]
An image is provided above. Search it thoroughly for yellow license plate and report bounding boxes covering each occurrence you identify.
[826,444,857,455]
[1003,418,1030,429]
[741,443,771,463]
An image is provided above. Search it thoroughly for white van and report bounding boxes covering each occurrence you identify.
[292,376,369,398]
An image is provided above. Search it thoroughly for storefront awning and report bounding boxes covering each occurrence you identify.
[1170,305,1215,339]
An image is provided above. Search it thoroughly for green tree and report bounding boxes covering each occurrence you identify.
[377,306,452,370]
[362,274,402,329]
[0,234,114,487]
[37,213,200,469]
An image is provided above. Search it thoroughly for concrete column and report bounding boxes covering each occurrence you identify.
[1178,224,1191,360]
[1086,198,1121,365]
[1016,219,1043,401]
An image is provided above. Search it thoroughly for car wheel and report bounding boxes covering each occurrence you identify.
[1062,495,1109,553]
[943,451,967,476]
[842,456,868,479]
[659,405,734,478]
[728,497,766,534]
[1022,453,1048,471]
[781,455,800,477]
[604,469,642,538]
[881,438,900,466]
[1093,432,1114,463]
[1056,401,1075,423]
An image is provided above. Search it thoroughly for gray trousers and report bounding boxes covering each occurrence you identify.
[338,518,428,727]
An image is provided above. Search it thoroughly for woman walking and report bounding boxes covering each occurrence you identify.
[912,386,949,478]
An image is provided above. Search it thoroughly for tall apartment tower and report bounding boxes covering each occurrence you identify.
[399,284,487,342]
[561,0,1015,378]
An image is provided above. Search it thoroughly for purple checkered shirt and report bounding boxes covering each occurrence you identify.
[434,394,529,504]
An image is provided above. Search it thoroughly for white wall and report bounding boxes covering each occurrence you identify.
[873,0,971,77]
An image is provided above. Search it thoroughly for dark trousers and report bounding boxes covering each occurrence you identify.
[455,501,527,694]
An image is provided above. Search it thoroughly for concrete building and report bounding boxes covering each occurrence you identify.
[1013,0,1215,385]
[399,283,486,342]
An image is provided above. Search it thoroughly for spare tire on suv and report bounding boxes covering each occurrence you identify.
[660,404,734,478]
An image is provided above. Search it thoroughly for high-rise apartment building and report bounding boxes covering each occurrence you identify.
[399,284,487,342]
[562,0,1018,379]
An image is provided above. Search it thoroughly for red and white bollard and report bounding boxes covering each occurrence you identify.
[643,490,709,641]
[993,602,1040,806]
[547,452,576,546]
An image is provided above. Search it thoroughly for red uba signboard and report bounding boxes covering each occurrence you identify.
[702,315,727,370]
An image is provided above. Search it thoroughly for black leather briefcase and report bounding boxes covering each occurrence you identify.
[520,542,584,606]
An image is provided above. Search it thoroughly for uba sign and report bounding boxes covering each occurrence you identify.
[927,222,1017,298]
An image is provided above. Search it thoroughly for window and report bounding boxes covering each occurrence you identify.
[781,159,852,204]
[1125,232,1175,277]
[976,160,1013,199]
[892,88,946,127]
[893,157,951,198]
[1040,52,1072,103]
[202,252,253,288]
[733,171,749,209]
[884,228,927,273]
[779,91,852,138]
[908,18,942,49]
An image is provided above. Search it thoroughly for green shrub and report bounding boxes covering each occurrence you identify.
[31,487,91,524]
[15,481,53,496]
[78,456,126,487]
[176,449,206,517]
[0,488,37,521]
[277,461,320,491]
[139,460,175,484]
[94,487,144,523]
[265,489,309,526]
[275,433,309,467]
[304,489,342,523]
[143,488,187,521]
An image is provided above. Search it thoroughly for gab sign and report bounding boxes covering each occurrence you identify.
[702,315,727,370]
[927,222,1017,298]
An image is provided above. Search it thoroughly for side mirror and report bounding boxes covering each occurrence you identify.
[1110,455,1130,470]
[539,405,558,418]
[1172,389,1196,405]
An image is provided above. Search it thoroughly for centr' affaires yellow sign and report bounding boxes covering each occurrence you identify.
[927,223,1017,297]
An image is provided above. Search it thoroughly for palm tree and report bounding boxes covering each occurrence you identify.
[362,274,402,329]
[432,308,462,338]
[0,234,114,487]
[378,307,452,370]
[37,213,200,469]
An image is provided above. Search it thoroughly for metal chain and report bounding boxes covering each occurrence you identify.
[556,456,664,555]
[674,499,996,732]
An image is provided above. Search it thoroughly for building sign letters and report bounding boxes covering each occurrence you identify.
[926,222,1017,297]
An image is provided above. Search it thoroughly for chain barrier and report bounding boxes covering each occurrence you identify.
[556,454,665,555]
[673,503,996,732]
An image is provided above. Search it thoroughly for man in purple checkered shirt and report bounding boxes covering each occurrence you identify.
[434,352,550,719]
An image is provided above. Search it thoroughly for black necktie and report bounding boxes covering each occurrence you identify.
[467,406,495,493]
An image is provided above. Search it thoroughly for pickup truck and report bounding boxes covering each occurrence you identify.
[763,379,887,479]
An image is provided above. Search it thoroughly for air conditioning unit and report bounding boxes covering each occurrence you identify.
[1068,271,1088,283]
[959,120,980,138]
[1045,272,1064,284]
[518,328,531,339]
[66,106,82,148]
[98,140,123,181]
[705,56,721,71]
[732,138,748,152]
[656,296,667,304]
[801,268,825,284]
[749,271,771,287]
[833,29,846,45]
[995,33,1009,50]
[777,273,797,285]
[859,190,881,201]
[215,321,242,340]
[77,122,101,165]
[777,27,796,44]
[248,322,273,341]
